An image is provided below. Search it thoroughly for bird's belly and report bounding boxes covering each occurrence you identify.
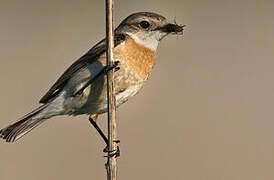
[72,75,145,115]
[94,82,144,114]
[116,83,143,106]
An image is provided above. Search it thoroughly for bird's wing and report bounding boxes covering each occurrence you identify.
[39,34,126,104]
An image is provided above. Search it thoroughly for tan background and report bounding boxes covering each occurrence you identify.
[0,0,274,180]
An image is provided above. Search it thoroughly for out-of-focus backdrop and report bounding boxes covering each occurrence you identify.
[0,0,274,180]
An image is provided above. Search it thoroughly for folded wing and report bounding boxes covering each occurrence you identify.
[39,34,126,104]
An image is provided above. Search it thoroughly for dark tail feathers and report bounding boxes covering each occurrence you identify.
[0,104,48,142]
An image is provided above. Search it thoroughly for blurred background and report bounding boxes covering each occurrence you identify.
[0,0,274,180]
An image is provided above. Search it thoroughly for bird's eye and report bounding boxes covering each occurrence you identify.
[139,21,150,29]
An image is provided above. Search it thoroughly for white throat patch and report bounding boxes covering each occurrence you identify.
[126,32,159,51]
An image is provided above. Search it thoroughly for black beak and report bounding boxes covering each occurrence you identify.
[157,23,186,34]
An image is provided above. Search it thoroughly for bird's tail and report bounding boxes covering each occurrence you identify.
[0,103,49,142]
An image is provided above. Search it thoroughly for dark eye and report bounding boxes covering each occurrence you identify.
[139,21,150,29]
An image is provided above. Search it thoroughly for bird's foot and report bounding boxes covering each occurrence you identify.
[103,139,120,158]
[104,146,120,158]
[105,61,120,73]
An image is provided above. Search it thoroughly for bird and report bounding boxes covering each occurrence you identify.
[0,12,185,144]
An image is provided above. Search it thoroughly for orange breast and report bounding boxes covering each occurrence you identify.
[114,37,156,79]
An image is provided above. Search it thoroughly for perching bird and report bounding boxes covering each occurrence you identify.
[0,12,185,143]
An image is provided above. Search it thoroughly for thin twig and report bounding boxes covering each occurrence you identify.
[105,0,118,180]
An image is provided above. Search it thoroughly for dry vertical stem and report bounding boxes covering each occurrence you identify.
[105,0,118,180]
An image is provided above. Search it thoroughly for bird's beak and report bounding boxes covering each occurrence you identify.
[156,23,186,35]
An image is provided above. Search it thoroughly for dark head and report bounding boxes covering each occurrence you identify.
[115,12,185,51]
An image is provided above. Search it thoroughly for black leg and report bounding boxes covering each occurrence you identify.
[88,116,120,157]
[88,116,108,146]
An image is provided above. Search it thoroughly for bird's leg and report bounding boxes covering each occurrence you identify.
[89,114,108,145]
[88,115,120,157]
